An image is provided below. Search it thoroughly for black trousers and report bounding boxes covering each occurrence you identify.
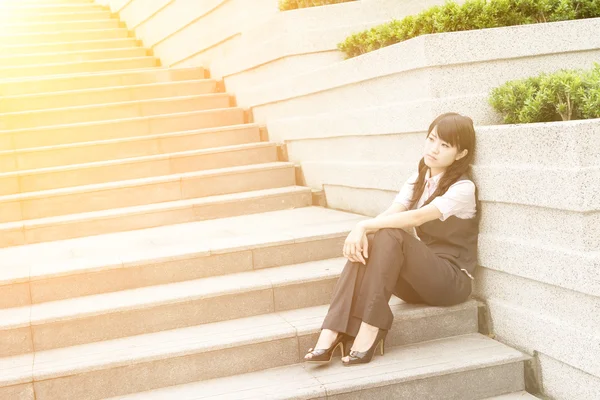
[322,228,472,337]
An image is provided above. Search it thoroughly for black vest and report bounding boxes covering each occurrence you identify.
[414,176,479,276]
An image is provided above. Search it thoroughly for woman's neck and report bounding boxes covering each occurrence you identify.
[429,167,446,177]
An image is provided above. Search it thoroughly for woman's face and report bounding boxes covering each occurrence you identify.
[423,126,467,170]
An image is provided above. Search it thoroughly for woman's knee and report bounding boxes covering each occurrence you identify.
[373,228,406,247]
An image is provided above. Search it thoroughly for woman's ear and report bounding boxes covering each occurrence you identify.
[455,149,468,161]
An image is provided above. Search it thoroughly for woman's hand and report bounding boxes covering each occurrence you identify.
[343,222,369,265]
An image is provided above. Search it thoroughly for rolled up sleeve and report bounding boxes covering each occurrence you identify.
[393,172,419,209]
[430,180,476,221]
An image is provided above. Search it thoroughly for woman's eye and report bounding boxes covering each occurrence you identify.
[442,143,450,148]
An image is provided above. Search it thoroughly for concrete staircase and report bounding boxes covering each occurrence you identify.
[0,0,538,399]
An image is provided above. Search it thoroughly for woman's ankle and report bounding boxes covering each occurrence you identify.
[316,329,339,347]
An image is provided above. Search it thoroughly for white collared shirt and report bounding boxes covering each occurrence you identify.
[393,170,477,221]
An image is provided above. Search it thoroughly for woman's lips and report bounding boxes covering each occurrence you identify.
[426,154,437,161]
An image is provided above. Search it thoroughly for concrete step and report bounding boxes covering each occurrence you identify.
[104,335,527,400]
[1,256,350,354]
[0,19,121,36]
[0,141,278,194]
[0,161,296,222]
[483,392,540,399]
[0,28,130,47]
[0,123,259,171]
[1,79,217,113]
[0,2,100,14]
[0,207,364,307]
[0,37,139,57]
[1,93,232,129]
[0,66,205,96]
[1,331,523,400]
[0,10,111,24]
[0,0,93,5]
[0,46,148,68]
[0,108,244,150]
[0,56,158,79]
[1,185,313,247]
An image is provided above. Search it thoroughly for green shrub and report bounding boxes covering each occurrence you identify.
[279,0,356,11]
[489,63,600,123]
[339,0,600,58]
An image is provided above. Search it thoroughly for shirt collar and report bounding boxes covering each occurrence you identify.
[425,169,444,184]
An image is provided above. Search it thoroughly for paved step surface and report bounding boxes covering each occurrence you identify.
[0,28,131,46]
[0,38,140,56]
[97,333,526,400]
[0,124,259,171]
[0,207,364,305]
[1,93,231,129]
[0,47,148,67]
[0,142,277,194]
[484,392,541,399]
[0,10,111,24]
[0,19,121,36]
[0,185,312,246]
[3,259,478,356]
[1,313,493,400]
[0,67,205,96]
[0,79,217,112]
[1,108,245,149]
[0,56,159,79]
[0,160,294,215]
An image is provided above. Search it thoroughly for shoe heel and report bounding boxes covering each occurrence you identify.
[379,339,385,356]
[305,332,346,364]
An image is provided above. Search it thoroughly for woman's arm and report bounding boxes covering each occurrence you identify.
[360,204,442,234]
[343,204,442,264]
[375,203,407,219]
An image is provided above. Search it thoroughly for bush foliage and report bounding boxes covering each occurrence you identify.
[338,0,600,58]
[489,63,600,123]
[279,0,356,11]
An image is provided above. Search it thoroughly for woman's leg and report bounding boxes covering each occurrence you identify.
[306,234,378,360]
[320,230,429,338]
[352,228,471,329]
[320,259,366,337]
[341,228,471,359]
[304,259,365,360]
[309,228,469,359]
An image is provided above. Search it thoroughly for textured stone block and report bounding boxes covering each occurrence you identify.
[0,326,33,357]
[31,289,274,350]
[19,159,172,193]
[29,251,252,303]
[13,118,150,149]
[273,277,337,312]
[326,362,525,400]
[20,180,181,219]
[33,338,298,400]
[253,236,345,269]
[14,138,161,170]
[0,282,30,309]
[0,201,23,224]
[23,206,195,244]
[180,164,294,199]
[0,383,34,400]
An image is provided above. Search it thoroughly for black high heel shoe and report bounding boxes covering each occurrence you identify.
[342,329,388,366]
[304,332,347,364]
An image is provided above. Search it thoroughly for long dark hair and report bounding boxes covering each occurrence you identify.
[408,112,476,210]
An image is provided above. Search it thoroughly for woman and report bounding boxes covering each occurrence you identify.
[304,112,479,366]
